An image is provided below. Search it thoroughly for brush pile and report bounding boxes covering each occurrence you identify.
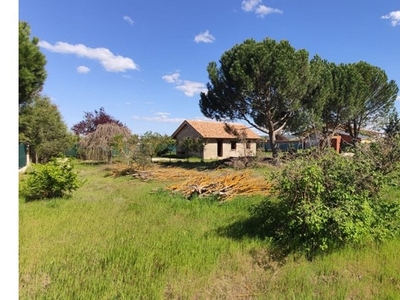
[166,170,274,201]
[106,164,274,201]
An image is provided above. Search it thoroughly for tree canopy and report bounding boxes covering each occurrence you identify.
[200,37,399,155]
[71,107,125,136]
[384,109,400,138]
[199,37,310,158]
[19,96,74,163]
[321,61,398,140]
[19,21,47,109]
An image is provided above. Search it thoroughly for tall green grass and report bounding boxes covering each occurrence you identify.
[19,161,400,299]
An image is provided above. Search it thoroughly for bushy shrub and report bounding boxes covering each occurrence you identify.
[19,157,83,201]
[251,149,400,260]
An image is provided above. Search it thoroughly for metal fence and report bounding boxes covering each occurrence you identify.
[19,143,27,169]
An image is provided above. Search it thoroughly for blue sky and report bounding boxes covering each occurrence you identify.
[18,0,400,136]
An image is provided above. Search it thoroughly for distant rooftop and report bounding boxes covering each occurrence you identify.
[172,120,261,140]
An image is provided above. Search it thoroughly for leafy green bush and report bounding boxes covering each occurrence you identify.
[251,149,400,260]
[19,157,83,201]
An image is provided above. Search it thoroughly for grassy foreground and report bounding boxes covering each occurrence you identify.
[19,161,400,299]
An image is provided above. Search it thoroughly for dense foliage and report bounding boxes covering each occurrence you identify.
[177,137,205,161]
[250,148,400,260]
[19,96,75,163]
[322,62,398,140]
[19,21,47,109]
[71,107,125,136]
[384,109,400,138]
[19,158,82,201]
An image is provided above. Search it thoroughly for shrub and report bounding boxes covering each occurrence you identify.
[251,149,400,260]
[19,157,83,201]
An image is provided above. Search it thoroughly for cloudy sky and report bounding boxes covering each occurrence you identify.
[18,0,400,135]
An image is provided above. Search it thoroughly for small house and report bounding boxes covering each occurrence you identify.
[171,120,261,160]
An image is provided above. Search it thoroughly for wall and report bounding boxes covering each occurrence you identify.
[203,139,256,160]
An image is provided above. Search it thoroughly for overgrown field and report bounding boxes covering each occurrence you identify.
[19,160,400,299]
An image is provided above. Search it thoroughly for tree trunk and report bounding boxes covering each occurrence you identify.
[268,130,280,165]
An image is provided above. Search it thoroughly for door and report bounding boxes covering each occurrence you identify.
[217,139,223,157]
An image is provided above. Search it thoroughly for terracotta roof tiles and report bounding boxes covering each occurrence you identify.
[172,120,261,140]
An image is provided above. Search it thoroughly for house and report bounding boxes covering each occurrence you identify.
[171,120,261,160]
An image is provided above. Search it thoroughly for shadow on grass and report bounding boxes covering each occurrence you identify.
[215,213,291,263]
[77,160,109,166]
[214,199,293,260]
[156,160,220,170]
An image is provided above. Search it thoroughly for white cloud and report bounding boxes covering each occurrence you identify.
[255,5,283,17]
[123,15,134,25]
[175,81,207,97]
[77,65,90,74]
[162,72,181,83]
[396,95,400,101]
[242,0,261,12]
[132,113,185,123]
[242,0,282,17]
[381,11,400,26]
[39,41,139,72]
[162,72,207,97]
[194,30,216,43]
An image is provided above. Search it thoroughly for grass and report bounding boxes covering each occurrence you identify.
[19,160,400,299]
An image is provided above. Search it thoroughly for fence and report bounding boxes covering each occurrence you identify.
[260,140,305,152]
[19,143,28,170]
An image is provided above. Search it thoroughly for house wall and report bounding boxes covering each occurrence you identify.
[173,123,257,159]
[203,139,256,160]
[174,124,202,156]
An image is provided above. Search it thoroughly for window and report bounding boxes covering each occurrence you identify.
[230,141,237,150]
[246,142,251,149]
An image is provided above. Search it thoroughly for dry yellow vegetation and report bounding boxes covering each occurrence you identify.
[106,163,274,201]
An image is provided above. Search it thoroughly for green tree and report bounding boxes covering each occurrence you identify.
[384,109,400,138]
[19,21,47,109]
[321,63,359,133]
[199,37,310,159]
[19,96,74,163]
[344,62,398,140]
[322,62,398,142]
[178,137,205,161]
[112,134,140,165]
[292,56,334,136]
[139,131,175,162]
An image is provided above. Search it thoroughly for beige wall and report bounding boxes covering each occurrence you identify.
[203,139,256,160]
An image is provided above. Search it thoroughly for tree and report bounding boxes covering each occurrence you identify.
[19,96,74,163]
[19,21,47,109]
[291,56,334,136]
[322,62,398,142]
[321,63,359,133]
[178,137,205,161]
[78,123,132,163]
[199,37,310,159]
[344,61,398,140]
[112,134,140,165]
[71,107,125,136]
[384,109,400,138]
[139,131,176,162]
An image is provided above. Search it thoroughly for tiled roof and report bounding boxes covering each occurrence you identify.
[172,120,261,139]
